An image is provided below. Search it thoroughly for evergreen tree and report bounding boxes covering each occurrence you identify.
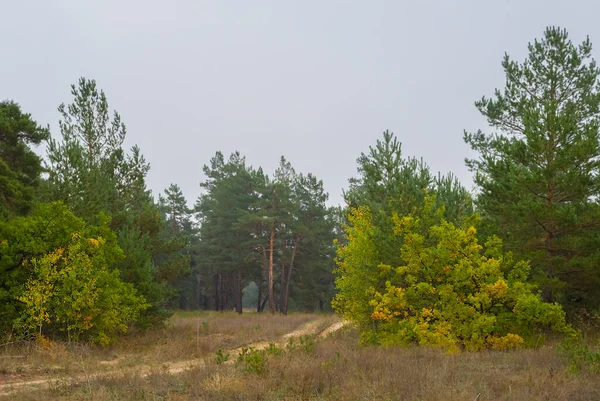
[335,130,473,332]
[45,78,186,326]
[280,172,335,314]
[465,27,600,310]
[0,101,49,217]
[195,152,260,313]
[344,130,472,267]
[158,184,197,309]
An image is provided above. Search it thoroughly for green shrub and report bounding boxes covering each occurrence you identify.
[334,197,573,352]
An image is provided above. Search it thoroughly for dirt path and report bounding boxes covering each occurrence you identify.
[0,317,347,397]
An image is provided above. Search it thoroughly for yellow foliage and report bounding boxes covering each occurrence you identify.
[483,279,509,299]
[333,197,570,352]
[35,335,56,349]
[486,333,524,350]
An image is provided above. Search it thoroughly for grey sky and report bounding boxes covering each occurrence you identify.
[1,0,597,206]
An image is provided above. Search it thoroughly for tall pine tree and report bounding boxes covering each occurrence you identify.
[46,78,186,326]
[465,27,600,311]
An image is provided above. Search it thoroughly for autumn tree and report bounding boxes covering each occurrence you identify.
[465,27,600,311]
[0,202,147,343]
[334,196,571,351]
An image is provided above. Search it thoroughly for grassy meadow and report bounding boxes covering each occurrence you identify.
[0,312,599,401]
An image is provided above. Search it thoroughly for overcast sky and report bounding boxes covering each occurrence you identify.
[1,1,598,206]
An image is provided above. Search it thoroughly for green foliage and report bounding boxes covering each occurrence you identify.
[195,151,262,312]
[237,347,267,375]
[334,196,572,352]
[0,101,49,218]
[0,202,86,331]
[0,202,146,344]
[344,130,473,272]
[194,151,336,314]
[286,335,315,353]
[235,343,285,375]
[465,27,600,311]
[215,348,230,365]
[265,342,284,356]
[560,334,600,374]
[18,234,147,345]
[45,77,187,326]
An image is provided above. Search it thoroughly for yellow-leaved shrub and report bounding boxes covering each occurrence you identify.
[333,196,572,352]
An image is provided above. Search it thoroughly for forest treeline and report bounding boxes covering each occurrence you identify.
[0,77,341,344]
[1,27,600,348]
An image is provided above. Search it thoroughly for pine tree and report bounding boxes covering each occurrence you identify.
[344,130,472,267]
[0,101,49,217]
[335,130,473,333]
[195,152,260,313]
[45,78,186,326]
[465,27,600,310]
[280,172,335,314]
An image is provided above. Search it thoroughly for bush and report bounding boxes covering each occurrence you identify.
[18,232,148,345]
[333,197,572,352]
[1,202,147,345]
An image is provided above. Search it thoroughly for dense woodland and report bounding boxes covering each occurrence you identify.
[1,27,600,351]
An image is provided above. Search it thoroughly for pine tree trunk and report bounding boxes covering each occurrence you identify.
[279,261,286,314]
[268,220,276,315]
[543,128,556,303]
[196,274,201,310]
[214,273,221,311]
[220,273,226,312]
[282,234,301,315]
[235,268,243,314]
[257,250,267,312]
[257,278,263,313]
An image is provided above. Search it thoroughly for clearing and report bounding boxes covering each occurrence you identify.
[1,312,600,401]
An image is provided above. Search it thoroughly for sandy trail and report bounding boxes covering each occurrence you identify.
[0,318,347,397]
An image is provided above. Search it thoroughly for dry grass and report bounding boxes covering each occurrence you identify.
[0,311,328,386]
[2,320,600,401]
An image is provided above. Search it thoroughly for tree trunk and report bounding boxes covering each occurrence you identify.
[543,127,556,303]
[268,220,276,315]
[259,297,269,312]
[220,273,227,312]
[257,249,268,312]
[257,279,263,313]
[279,261,286,314]
[214,273,221,312]
[282,234,301,315]
[235,268,243,314]
[196,274,202,310]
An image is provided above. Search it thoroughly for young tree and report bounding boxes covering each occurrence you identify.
[45,78,186,326]
[465,27,600,310]
[334,131,474,335]
[343,130,472,277]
